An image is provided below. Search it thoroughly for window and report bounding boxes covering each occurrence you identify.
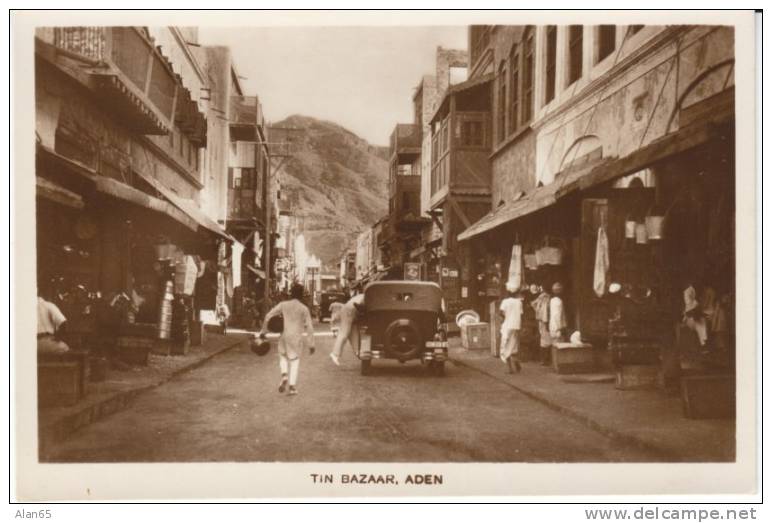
[241,168,256,189]
[521,28,534,124]
[461,119,484,147]
[470,25,491,66]
[509,48,520,134]
[545,26,557,104]
[567,25,584,85]
[628,25,644,35]
[497,64,507,143]
[597,25,616,63]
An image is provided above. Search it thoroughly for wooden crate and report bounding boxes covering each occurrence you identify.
[551,342,595,374]
[681,374,735,419]
[460,322,490,351]
[609,337,661,365]
[615,364,660,390]
[117,336,153,366]
[38,360,82,407]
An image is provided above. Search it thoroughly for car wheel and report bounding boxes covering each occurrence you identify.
[434,361,445,376]
[360,359,371,376]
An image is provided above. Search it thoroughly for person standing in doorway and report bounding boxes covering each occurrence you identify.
[531,285,552,366]
[329,287,364,366]
[549,282,568,342]
[258,282,315,396]
[499,283,523,374]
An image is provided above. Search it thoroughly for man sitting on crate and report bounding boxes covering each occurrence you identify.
[37,285,70,354]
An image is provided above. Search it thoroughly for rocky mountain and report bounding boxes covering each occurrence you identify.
[273,115,389,271]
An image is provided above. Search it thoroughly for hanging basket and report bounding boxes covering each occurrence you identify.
[537,246,563,266]
[645,215,665,240]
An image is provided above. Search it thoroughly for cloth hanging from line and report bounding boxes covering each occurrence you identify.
[231,241,244,288]
[593,226,610,297]
[507,244,524,291]
[216,271,225,312]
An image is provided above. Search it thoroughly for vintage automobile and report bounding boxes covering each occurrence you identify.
[355,281,448,376]
[318,290,348,321]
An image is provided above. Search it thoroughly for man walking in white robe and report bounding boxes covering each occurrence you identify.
[499,283,523,374]
[258,283,315,396]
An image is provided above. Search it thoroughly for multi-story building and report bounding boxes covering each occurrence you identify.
[426,47,491,319]
[194,45,272,323]
[377,122,425,274]
[458,25,735,360]
[381,47,468,286]
[34,26,234,344]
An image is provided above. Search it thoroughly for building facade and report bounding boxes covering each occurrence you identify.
[458,24,735,371]
[35,26,234,351]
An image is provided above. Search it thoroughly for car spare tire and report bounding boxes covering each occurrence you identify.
[384,319,423,361]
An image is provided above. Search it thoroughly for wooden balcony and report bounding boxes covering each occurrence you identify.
[389,123,421,159]
[230,96,264,128]
[227,188,258,222]
[51,27,205,137]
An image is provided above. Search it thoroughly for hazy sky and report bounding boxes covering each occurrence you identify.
[198,26,467,145]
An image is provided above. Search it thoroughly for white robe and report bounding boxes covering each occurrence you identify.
[264,299,314,360]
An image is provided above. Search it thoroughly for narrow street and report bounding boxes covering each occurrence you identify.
[47,326,659,463]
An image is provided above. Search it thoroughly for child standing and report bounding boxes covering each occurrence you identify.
[499,283,524,374]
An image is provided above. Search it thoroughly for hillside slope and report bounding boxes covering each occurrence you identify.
[274,115,389,271]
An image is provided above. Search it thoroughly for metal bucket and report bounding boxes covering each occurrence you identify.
[625,220,637,239]
[645,215,665,240]
[635,223,649,244]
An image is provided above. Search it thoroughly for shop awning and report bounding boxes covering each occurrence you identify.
[457,161,603,241]
[37,145,241,242]
[554,112,733,199]
[93,175,198,230]
[36,176,84,209]
[458,106,733,242]
[37,145,197,231]
[133,170,235,242]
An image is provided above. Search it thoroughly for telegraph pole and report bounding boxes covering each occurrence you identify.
[263,125,299,313]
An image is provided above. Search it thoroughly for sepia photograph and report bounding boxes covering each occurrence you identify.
[11,9,759,501]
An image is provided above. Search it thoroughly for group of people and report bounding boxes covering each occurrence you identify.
[497,281,568,374]
[257,283,363,396]
[258,278,572,393]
